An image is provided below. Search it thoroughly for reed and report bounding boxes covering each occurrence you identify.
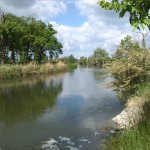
[55,61,67,71]
[0,64,22,78]
[21,62,40,75]
[0,61,68,79]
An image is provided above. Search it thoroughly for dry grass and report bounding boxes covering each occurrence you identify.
[21,62,40,75]
[0,65,22,78]
[0,61,67,78]
[40,63,54,74]
[56,61,67,71]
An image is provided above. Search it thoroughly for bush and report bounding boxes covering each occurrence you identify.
[108,36,150,93]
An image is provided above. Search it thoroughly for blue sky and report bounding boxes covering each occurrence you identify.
[0,0,143,58]
[52,2,87,27]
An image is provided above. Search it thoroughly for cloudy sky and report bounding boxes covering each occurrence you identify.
[0,0,140,58]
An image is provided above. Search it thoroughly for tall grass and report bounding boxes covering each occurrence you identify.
[0,61,68,79]
[55,61,67,71]
[0,65,22,78]
[102,84,150,150]
[21,62,40,75]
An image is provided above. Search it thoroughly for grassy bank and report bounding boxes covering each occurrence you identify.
[102,84,150,150]
[0,61,76,79]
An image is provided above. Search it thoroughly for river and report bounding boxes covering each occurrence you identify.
[0,67,123,150]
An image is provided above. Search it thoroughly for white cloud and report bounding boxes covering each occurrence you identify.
[31,1,67,20]
[50,0,134,58]
[0,0,67,19]
[0,0,137,57]
[52,20,132,58]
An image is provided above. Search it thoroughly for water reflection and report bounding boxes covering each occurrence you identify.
[0,75,63,125]
[0,68,123,150]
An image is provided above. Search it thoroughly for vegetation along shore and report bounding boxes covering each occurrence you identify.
[98,0,150,150]
[0,12,78,79]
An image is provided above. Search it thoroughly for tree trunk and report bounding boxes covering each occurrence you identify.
[24,42,30,63]
[1,46,6,64]
[11,49,15,63]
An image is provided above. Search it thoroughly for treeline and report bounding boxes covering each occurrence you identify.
[60,55,78,70]
[79,48,110,67]
[0,11,62,64]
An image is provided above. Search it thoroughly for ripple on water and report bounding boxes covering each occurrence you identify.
[39,129,117,150]
[41,138,58,150]
[40,136,92,150]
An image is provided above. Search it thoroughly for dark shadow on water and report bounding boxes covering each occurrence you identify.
[0,75,63,125]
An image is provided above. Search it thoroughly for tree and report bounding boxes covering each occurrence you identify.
[4,13,23,63]
[79,56,88,66]
[32,21,63,63]
[61,55,77,64]
[0,11,63,64]
[20,17,37,63]
[98,0,150,30]
[88,48,109,67]
[0,10,7,64]
[113,35,142,59]
[107,36,150,93]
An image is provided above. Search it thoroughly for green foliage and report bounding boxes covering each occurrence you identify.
[113,35,142,59]
[79,56,88,66]
[0,11,63,64]
[61,55,77,64]
[98,0,150,30]
[88,48,110,67]
[60,55,78,71]
[107,36,150,93]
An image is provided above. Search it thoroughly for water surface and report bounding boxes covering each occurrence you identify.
[0,67,123,150]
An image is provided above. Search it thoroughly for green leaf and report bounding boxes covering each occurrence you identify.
[119,9,126,18]
[141,23,146,30]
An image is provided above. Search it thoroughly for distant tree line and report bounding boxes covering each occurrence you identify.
[79,48,110,67]
[60,54,78,64]
[0,11,63,64]
[60,55,78,70]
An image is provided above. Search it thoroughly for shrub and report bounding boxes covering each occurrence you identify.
[110,51,150,87]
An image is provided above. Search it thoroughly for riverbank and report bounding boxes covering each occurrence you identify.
[0,61,77,79]
[102,84,150,150]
